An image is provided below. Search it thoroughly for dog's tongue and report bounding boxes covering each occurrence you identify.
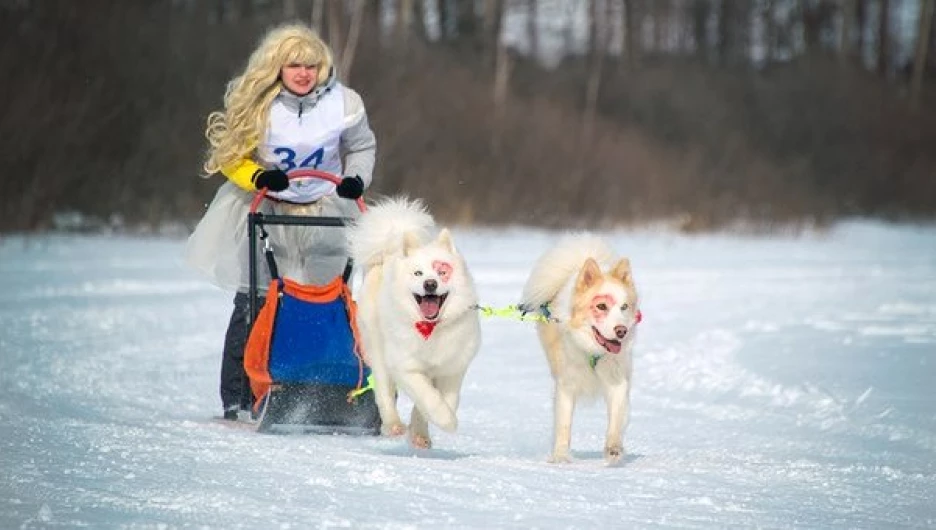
[419,297,441,319]
[594,327,622,354]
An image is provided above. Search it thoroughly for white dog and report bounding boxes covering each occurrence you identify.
[347,196,481,448]
[520,234,640,464]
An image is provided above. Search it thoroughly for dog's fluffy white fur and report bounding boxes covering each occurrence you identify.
[348,196,480,448]
[521,233,640,464]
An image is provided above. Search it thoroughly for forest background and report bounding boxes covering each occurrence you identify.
[2,0,935,233]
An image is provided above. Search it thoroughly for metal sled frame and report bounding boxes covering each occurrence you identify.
[244,169,379,435]
[246,210,348,323]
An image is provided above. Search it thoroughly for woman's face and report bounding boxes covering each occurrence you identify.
[280,63,319,96]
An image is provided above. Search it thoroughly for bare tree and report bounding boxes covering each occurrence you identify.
[327,1,342,56]
[492,0,511,141]
[652,0,670,53]
[718,0,750,65]
[799,0,837,63]
[481,0,505,66]
[582,0,612,151]
[339,0,366,84]
[623,0,639,65]
[283,0,297,19]
[312,0,325,34]
[588,0,599,55]
[801,0,821,55]
[911,0,935,109]
[840,0,854,58]
[717,0,731,63]
[877,0,890,76]
[487,0,512,158]
[396,0,414,46]
[856,0,868,63]
[437,0,451,40]
[691,0,710,60]
[762,0,777,63]
[527,0,540,61]
[455,0,480,45]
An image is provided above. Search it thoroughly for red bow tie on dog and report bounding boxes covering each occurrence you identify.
[415,321,437,339]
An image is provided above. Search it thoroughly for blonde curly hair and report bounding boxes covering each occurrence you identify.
[202,23,333,176]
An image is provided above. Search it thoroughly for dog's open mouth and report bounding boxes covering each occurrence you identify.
[414,293,448,321]
[592,326,622,354]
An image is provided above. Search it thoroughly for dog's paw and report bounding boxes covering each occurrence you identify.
[381,422,407,437]
[604,444,625,464]
[547,453,572,464]
[431,409,458,433]
[409,433,432,450]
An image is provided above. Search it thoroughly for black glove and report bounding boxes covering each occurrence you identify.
[335,175,365,199]
[252,169,289,192]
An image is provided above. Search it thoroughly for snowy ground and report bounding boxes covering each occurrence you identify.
[1,220,934,529]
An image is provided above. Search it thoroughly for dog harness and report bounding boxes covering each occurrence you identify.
[475,303,643,326]
[476,303,643,371]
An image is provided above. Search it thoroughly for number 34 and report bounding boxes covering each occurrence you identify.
[273,147,324,171]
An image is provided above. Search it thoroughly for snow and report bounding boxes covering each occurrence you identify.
[1,220,934,529]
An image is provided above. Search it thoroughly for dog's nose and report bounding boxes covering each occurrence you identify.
[614,325,628,339]
[424,279,438,293]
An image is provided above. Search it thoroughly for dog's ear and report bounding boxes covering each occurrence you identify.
[436,228,456,253]
[403,231,421,256]
[610,258,632,285]
[575,258,603,292]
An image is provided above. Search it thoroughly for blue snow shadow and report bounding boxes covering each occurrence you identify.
[376,444,475,460]
[569,450,645,467]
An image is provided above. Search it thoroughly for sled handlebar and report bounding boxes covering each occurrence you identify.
[250,168,367,213]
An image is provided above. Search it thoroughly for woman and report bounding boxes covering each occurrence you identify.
[185,22,377,420]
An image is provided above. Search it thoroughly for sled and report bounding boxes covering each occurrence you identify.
[242,169,380,435]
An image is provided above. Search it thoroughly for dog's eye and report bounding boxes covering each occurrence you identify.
[621,303,629,311]
[596,303,608,311]
[414,271,423,277]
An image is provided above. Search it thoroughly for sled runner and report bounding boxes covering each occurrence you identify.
[242,169,380,435]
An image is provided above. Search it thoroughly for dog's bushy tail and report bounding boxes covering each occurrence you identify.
[347,196,435,270]
[521,233,617,307]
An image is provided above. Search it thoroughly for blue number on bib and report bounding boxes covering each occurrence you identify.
[301,148,324,169]
[273,147,325,171]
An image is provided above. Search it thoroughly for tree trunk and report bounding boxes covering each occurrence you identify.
[311,0,325,34]
[856,0,867,62]
[340,0,365,84]
[623,0,638,65]
[839,0,854,58]
[692,0,709,60]
[480,0,503,66]
[283,0,297,19]
[367,0,384,47]
[587,0,598,56]
[455,0,478,44]
[802,0,821,56]
[653,0,669,53]
[328,1,342,56]
[395,0,413,47]
[493,38,512,118]
[931,0,936,62]
[877,0,890,76]
[762,0,776,63]
[717,0,734,64]
[492,7,512,155]
[527,0,539,62]
[582,0,610,152]
[437,0,450,40]
[911,0,934,109]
